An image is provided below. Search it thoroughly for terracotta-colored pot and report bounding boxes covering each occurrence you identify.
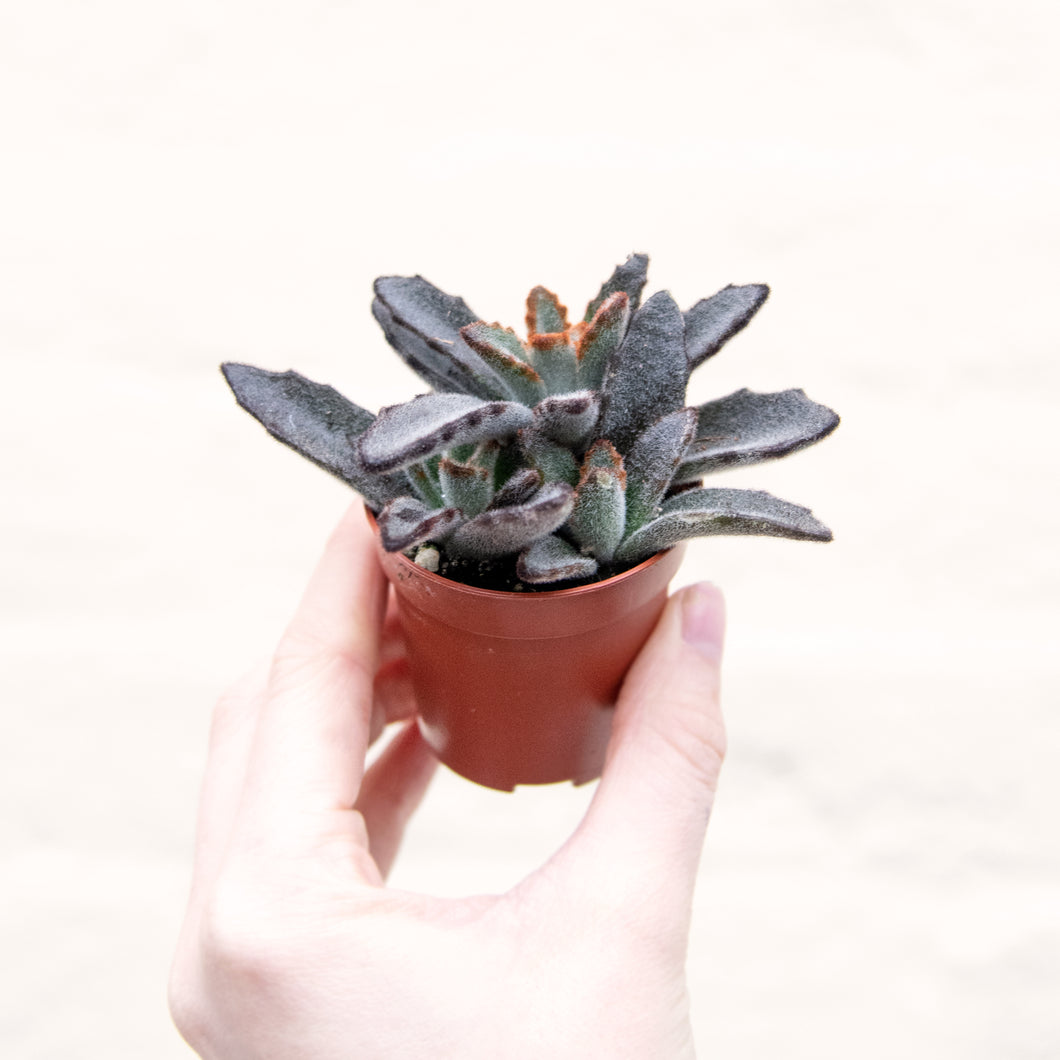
[373,520,685,791]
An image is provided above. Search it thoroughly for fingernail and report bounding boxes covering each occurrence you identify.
[681,583,726,658]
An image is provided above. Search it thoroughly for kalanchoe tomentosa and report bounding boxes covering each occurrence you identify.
[222,254,839,587]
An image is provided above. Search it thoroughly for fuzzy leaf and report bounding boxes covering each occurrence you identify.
[519,427,580,485]
[221,363,403,509]
[377,496,464,553]
[623,408,697,534]
[460,322,545,405]
[526,286,569,336]
[675,388,840,482]
[531,390,601,449]
[685,284,770,370]
[372,276,509,400]
[448,442,476,462]
[439,458,493,518]
[358,393,533,474]
[569,445,627,563]
[577,292,630,391]
[448,482,575,558]
[405,457,443,507]
[584,253,650,321]
[616,487,833,563]
[517,535,599,585]
[371,298,458,395]
[529,332,580,393]
[469,439,501,477]
[459,321,529,362]
[581,439,624,474]
[489,468,542,509]
[597,290,688,455]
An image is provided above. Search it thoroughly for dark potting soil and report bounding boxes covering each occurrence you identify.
[416,550,635,593]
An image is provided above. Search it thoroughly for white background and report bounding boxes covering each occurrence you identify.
[2,1,1057,1056]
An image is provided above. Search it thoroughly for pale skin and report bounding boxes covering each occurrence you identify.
[169,503,727,1059]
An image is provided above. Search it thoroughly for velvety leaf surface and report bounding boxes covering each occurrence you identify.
[489,468,542,509]
[448,482,575,558]
[597,290,688,455]
[675,388,840,481]
[529,332,580,394]
[519,427,580,485]
[439,457,493,518]
[377,496,464,552]
[577,292,630,391]
[405,458,443,507]
[623,407,697,534]
[684,283,770,369]
[531,390,601,449]
[371,297,459,395]
[525,286,569,336]
[372,276,508,400]
[584,253,650,321]
[616,486,833,562]
[517,535,599,584]
[580,438,625,474]
[569,448,627,563]
[221,363,402,508]
[460,322,544,405]
[358,393,533,473]
[469,439,501,477]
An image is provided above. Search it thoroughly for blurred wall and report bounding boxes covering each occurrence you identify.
[1,2,1057,1057]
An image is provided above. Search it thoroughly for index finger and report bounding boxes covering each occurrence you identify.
[238,503,388,835]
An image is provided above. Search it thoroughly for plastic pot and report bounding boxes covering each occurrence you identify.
[373,517,685,791]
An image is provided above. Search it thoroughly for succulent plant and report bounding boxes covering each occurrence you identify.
[222,254,839,588]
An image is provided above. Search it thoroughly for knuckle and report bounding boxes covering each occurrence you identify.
[168,874,296,1052]
[167,952,206,1046]
[198,872,288,985]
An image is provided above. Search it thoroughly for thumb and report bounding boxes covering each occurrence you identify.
[577,583,727,908]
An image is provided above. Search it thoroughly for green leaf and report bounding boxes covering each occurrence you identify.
[580,438,624,474]
[525,286,569,336]
[439,458,493,518]
[405,457,443,507]
[460,322,545,405]
[616,487,833,563]
[469,439,502,478]
[569,443,627,563]
[520,427,580,486]
[577,292,630,391]
[529,332,580,394]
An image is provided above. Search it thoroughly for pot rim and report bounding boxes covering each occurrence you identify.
[367,505,677,601]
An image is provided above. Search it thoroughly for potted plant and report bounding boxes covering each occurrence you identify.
[222,254,839,790]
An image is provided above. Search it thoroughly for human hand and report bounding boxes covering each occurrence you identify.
[169,503,727,1059]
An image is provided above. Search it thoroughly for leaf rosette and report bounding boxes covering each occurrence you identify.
[223,255,839,587]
